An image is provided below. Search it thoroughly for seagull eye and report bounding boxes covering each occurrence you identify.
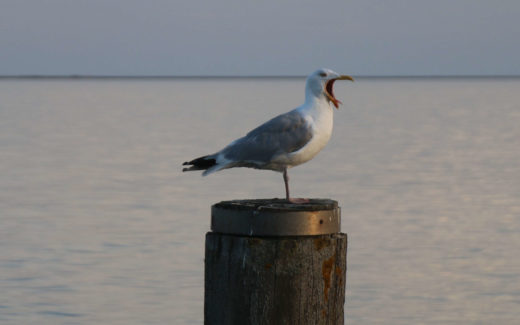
[319,72,327,77]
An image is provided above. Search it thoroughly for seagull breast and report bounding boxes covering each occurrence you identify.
[281,99,334,167]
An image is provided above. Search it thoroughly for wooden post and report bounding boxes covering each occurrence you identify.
[205,199,347,325]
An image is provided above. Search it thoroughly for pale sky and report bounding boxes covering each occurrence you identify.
[1,0,519,76]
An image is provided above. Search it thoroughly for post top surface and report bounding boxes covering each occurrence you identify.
[211,198,340,236]
[213,198,338,212]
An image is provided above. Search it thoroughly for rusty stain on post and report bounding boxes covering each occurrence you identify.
[322,255,335,302]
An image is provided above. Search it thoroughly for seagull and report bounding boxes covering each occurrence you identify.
[182,68,353,202]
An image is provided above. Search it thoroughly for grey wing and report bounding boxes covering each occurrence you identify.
[221,110,313,164]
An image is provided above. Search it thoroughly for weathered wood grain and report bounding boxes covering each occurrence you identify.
[205,233,347,325]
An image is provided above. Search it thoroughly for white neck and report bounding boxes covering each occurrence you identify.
[301,93,332,112]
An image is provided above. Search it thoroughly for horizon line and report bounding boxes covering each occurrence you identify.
[1,74,519,79]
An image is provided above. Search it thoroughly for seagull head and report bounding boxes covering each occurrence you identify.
[305,68,354,109]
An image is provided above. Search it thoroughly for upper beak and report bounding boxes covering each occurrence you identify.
[335,75,354,82]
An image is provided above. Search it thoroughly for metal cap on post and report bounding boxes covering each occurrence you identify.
[205,199,347,325]
[211,199,340,236]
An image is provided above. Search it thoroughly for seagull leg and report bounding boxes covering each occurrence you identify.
[283,168,309,203]
[283,167,290,200]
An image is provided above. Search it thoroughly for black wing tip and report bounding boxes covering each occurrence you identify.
[181,155,217,172]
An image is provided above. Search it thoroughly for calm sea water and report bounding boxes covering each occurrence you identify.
[1,77,519,324]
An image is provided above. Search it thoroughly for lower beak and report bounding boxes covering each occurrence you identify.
[325,91,341,109]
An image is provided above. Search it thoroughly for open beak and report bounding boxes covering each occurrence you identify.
[324,75,354,109]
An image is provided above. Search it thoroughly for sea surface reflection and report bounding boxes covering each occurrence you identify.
[1,77,519,324]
